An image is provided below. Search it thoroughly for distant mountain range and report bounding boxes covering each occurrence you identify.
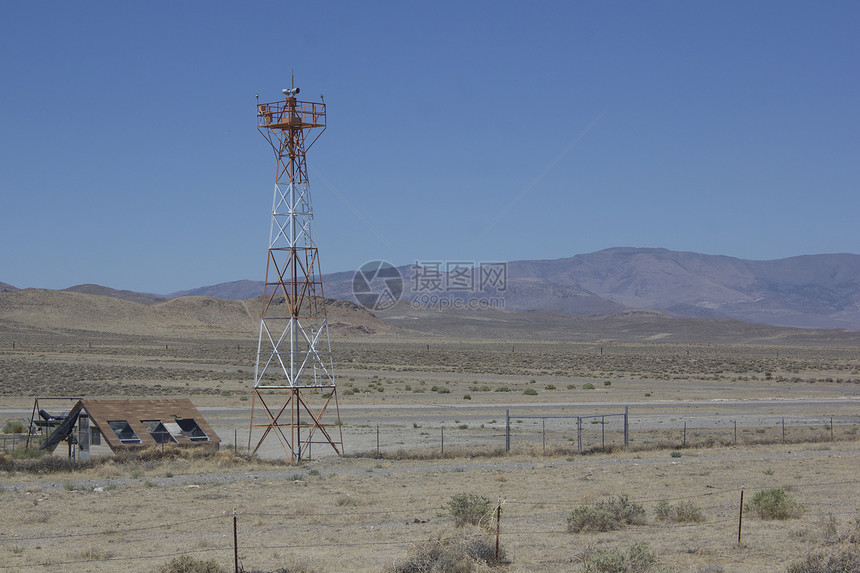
[4,248,860,330]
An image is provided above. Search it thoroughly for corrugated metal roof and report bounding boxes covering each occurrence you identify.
[43,398,220,452]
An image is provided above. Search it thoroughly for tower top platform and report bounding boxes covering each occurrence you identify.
[256,97,326,130]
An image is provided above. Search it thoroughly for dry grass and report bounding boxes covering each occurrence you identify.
[0,434,859,571]
[2,325,860,571]
[786,520,860,573]
[79,546,115,561]
[348,445,508,461]
[1,445,288,476]
[3,326,860,404]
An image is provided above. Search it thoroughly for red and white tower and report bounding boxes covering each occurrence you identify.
[248,81,343,462]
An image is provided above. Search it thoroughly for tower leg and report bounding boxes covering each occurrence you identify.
[248,386,342,464]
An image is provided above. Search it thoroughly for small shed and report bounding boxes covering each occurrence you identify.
[40,398,220,459]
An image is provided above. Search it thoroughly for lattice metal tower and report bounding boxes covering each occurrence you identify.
[248,81,343,462]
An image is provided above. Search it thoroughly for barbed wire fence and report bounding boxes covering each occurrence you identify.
[1,476,858,572]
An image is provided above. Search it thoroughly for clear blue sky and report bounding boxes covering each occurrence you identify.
[2,1,858,293]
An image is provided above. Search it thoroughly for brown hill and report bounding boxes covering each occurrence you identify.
[64,283,165,305]
[4,287,860,346]
[0,289,398,339]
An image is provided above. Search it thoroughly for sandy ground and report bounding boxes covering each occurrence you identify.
[2,336,860,571]
[0,438,859,572]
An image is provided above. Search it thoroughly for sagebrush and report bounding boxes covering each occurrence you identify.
[577,542,657,573]
[448,492,493,527]
[744,488,805,520]
[654,499,704,523]
[391,527,505,572]
[567,495,647,533]
[159,555,226,573]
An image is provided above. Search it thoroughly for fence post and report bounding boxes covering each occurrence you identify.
[542,418,546,454]
[601,415,605,450]
[441,425,444,457]
[624,406,629,448]
[495,494,501,561]
[737,490,744,545]
[683,422,687,448]
[831,416,834,442]
[782,418,785,443]
[577,417,582,454]
[233,507,239,573]
[505,410,510,454]
[376,425,380,458]
[734,420,737,444]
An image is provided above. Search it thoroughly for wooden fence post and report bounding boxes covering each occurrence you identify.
[233,507,239,573]
[541,418,546,454]
[505,410,510,454]
[601,415,605,450]
[738,490,744,545]
[624,406,629,448]
[577,417,582,454]
[495,494,501,561]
